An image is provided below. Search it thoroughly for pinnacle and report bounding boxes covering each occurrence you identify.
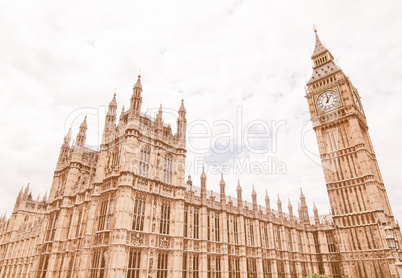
[265,190,270,201]
[300,187,305,200]
[237,179,242,191]
[64,127,72,142]
[109,92,117,108]
[134,74,142,89]
[80,116,88,129]
[179,98,186,114]
[201,166,206,179]
[220,173,225,184]
[311,28,327,58]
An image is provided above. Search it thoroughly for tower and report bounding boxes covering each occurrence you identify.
[306,29,401,277]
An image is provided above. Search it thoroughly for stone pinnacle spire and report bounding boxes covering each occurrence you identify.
[311,27,327,58]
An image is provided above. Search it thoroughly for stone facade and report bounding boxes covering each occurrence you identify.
[0,31,401,278]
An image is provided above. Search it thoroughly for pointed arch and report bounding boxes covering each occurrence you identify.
[138,145,151,177]
[163,154,173,184]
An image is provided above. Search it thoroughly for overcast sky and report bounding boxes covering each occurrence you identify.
[1,0,402,224]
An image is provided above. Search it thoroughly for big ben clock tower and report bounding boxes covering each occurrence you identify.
[306,29,402,277]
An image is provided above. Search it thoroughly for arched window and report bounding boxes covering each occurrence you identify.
[138,146,150,177]
[163,155,173,184]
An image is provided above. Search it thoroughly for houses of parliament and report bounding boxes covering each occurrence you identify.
[1,30,401,278]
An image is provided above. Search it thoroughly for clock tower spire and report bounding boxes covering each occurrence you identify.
[306,29,401,277]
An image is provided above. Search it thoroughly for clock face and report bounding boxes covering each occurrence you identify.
[353,92,362,111]
[316,90,340,112]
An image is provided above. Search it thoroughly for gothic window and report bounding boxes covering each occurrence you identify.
[227,218,230,244]
[207,255,221,278]
[326,231,336,253]
[233,216,239,244]
[246,258,257,278]
[45,212,59,242]
[262,259,273,278]
[97,194,115,231]
[193,254,199,278]
[67,253,76,278]
[207,210,211,241]
[287,228,293,251]
[90,249,107,278]
[214,212,220,242]
[132,196,146,231]
[313,232,325,274]
[193,208,199,239]
[159,202,170,235]
[183,253,199,278]
[289,261,297,278]
[330,262,342,278]
[274,226,282,250]
[263,224,269,248]
[277,260,285,278]
[163,155,173,184]
[184,206,188,237]
[65,213,73,239]
[228,256,240,278]
[75,211,83,237]
[298,232,303,253]
[111,145,119,167]
[313,232,321,253]
[301,262,307,277]
[182,253,187,278]
[249,220,255,246]
[127,248,141,278]
[138,146,150,177]
[157,252,168,278]
[36,254,50,278]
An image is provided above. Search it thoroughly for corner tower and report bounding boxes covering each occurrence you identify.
[306,29,401,277]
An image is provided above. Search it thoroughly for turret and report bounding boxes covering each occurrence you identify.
[201,167,207,201]
[219,174,226,203]
[118,106,125,132]
[299,188,310,225]
[265,190,270,213]
[102,93,117,144]
[277,195,282,216]
[186,175,192,191]
[288,199,293,221]
[252,186,257,211]
[129,75,142,118]
[313,203,320,225]
[236,180,242,208]
[177,99,187,141]
[58,128,71,163]
[155,104,163,137]
[75,116,87,148]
